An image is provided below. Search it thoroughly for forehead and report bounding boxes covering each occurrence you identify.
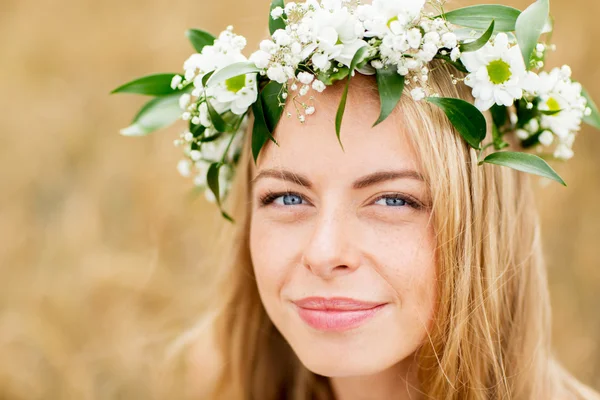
[255,75,422,178]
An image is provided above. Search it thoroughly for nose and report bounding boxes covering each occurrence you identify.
[301,208,361,280]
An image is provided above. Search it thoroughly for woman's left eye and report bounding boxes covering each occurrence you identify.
[373,195,411,207]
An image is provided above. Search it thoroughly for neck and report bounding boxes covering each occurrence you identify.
[328,356,422,400]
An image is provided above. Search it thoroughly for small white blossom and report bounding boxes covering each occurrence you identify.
[371,59,384,69]
[554,143,574,160]
[267,65,288,83]
[306,106,316,115]
[516,129,530,140]
[312,79,326,92]
[538,130,554,146]
[297,71,315,85]
[177,159,192,177]
[441,32,458,49]
[410,87,426,101]
[179,93,191,110]
[271,6,284,20]
[171,75,183,89]
[450,47,461,61]
[190,150,202,161]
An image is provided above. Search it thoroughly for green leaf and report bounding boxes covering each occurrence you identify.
[335,45,368,149]
[539,109,562,116]
[251,93,278,163]
[205,61,260,88]
[460,20,495,52]
[490,104,507,128]
[111,73,180,96]
[260,81,285,133]
[582,86,600,129]
[515,0,549,69]
[202,70,215,87]
[120,93,182,136]
[317,67,350,85]
[373,66,405,127]
[443,5,521,32]
[185,29,216,53]
[269,0,286,35]
[207,162,234,222]
[491,124,509,150]
[482,151,566,186]
[425,97,487,150]
[206,99,229,133]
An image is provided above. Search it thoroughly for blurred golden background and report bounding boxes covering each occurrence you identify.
[1,0,599,398]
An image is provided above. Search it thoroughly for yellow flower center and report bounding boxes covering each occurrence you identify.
[546,97,561,112]
[486,59,512,85]
[225,74,246,93]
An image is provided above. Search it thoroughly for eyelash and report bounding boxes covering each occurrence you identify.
[258,190,423,210]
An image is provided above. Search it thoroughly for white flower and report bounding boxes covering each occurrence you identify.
[271,6,284,20]
[516,129,530,139]
[441,32,458,49]
[297,71,315,85]
[407,28,422,49]
[190,150,202,161]
[410,87,426,101]
[273,30,293,46]
[460,33,529,111]
[538,130,554,146]
[198,102,211,127]
[306,106,316,115]
[423,32,441,46]
[450,47,461,62]
[209,72,258,115]
[371,59,384,69]
[267,65,288,83]
[183,131,194,142]
[171,75,182,89]
[250,50,271,69]
[312,79,326,92]
[536,66,587,140]
[310,4,368,69]
[358,0,426,38]
[177,159,192,177]
[179,93,191,110]
[554,143,574,160]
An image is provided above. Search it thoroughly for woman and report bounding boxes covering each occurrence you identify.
[173,62,600,400]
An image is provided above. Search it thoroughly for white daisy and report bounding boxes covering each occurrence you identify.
[460,33,530,111]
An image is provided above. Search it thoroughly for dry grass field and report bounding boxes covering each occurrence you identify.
[1,0,599,398]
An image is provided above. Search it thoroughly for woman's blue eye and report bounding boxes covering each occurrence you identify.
[275,193,304,206]
[375,196,407,207]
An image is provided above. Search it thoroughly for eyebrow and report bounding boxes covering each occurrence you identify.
[251,168,425,189]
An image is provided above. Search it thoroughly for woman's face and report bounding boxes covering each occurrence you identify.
[249,77,438,377]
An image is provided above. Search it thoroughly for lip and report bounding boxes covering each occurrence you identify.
[292,297,387,332]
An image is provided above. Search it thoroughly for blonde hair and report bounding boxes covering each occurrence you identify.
[182,61,600,400]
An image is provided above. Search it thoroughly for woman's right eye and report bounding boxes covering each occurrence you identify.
[261,192,305,206]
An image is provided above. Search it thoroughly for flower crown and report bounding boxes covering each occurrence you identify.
[112,0,600,221]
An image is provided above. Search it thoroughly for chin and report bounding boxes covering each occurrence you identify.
[287,335,403,378]
[298,351,387,377]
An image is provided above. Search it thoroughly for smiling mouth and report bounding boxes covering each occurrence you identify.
[292,297,387,332]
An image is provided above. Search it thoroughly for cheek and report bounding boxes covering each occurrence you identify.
[368,221,438,329]
[249,218,298,307]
